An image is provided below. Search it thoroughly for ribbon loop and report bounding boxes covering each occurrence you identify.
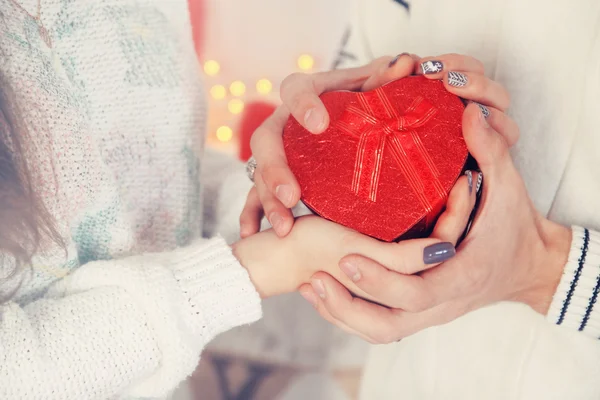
[335,90,445,210]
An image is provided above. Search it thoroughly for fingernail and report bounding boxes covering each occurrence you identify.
[269,212,283,233]
[447,71,468,87]
[477,104,490,127]
[465,170,473,195]
[389,52,410,67]
[421,60,444,74]
[276,184,294,207]
[240,225,252,237]
[300,291,318,308]
[311,279,326,299]
[340,261,361,282]
[423,242,456,265]
[475,172,484,194]
[474,102,490,119]
[304,108,326,134]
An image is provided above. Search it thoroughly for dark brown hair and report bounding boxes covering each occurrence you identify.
[0,73,60,273]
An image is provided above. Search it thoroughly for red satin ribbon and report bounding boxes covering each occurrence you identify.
[336,89,447,215]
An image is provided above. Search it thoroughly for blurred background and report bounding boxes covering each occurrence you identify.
[174,1,371,399]
[196,0,354,159]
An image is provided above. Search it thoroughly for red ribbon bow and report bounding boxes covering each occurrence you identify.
[336,89,447,213]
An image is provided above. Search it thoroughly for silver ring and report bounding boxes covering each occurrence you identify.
[246,156,257,182]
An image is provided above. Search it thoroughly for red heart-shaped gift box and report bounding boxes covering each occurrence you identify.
[283,76,468,242]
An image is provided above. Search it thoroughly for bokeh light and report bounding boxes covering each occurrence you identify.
[216,126,233,142]
[297,54,315,70]
[203,60,220,76]
[256,79,273,95]
[228,99,245,115]
[229,81,246,97]
[210,85,227,100]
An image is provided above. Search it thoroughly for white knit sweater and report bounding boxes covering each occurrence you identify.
[335,0,600,399]
[0,0,260,398]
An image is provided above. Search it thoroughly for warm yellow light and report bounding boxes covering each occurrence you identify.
[256,79,273,95]
[210,85,227,100]
[297,54,315,70]
[216,126,233,142]
[229,81,246,97]
[203,60,220,76]
[228,99,245,115]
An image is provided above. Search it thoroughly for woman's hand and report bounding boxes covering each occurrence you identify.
[240,54,417,238]
[297,102,572,344]
[240,53,518,238]
[232,164,480,302]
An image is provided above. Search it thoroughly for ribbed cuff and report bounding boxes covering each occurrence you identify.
[170,237,262,341]
[547,226,600,339]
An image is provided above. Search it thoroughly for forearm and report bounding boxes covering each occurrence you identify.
[520,219,572,315]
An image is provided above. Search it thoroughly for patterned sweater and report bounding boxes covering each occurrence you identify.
[0,0,261,398]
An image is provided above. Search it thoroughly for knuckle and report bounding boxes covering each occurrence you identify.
[249,125,268,150]
[473,58,485,74]
[326,301,347,321]
[239,213,253,227]
[257,163,274,181]
[258,163,285,189]
[460,264,484,293]
[405,290,433,313]
[512,123,521,142]
[502,118,521,147]
[395,257,413,275]
[366,337,380,345]
[289,95,312,117]
[443,53,461,65]
[503,88,511,108]
[373,327,398,344]
[497,90,511,112]
[373,55,393,67]
[280,72,308,98]
[492,136,510,164]
[402,279,435,312]
[470,74,486,94]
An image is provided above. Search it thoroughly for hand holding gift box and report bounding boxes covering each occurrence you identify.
[283,76,468,242]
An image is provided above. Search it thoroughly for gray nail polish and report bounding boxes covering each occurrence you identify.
[475,102,490,118]
[465,170,473,195]
[423,242,456,265]
[389,52,410,67]
[421,60,444,74]
[448,71,468,87]
[475,172,483,194]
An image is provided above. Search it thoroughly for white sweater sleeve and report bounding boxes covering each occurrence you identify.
[0,237,262,399]
[547,226,600,339]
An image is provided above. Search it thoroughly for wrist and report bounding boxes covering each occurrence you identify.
[232,230,303,299]
[526,219,572,315]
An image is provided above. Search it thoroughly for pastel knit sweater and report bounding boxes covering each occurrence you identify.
[0,0,260,398]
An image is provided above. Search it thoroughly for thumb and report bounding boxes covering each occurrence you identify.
[280,62,385,135]
[462,102,512,175]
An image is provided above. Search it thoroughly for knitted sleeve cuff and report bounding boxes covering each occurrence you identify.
[169,237,262,341]
[547,226,600,339]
